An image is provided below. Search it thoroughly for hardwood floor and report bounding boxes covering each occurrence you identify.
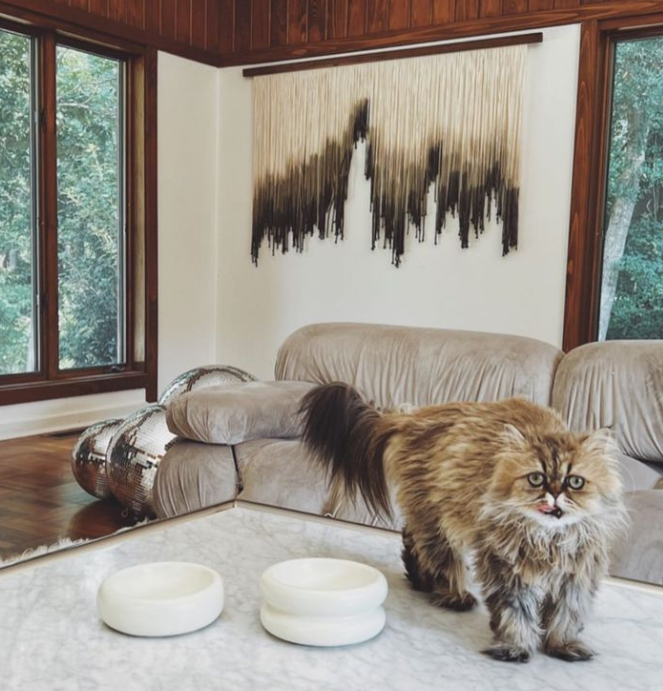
[0,431,142,561]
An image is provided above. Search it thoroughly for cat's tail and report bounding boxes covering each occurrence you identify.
[300,382,396,520]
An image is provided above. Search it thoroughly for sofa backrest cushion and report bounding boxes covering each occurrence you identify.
[552,340,663,465]
[275,323,563,409]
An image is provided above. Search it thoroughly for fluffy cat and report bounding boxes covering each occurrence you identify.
[301,383,627,663]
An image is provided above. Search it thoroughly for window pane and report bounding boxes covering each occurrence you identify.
[0,29,38,375]
[599,37,663,340]
[56,45,125,369]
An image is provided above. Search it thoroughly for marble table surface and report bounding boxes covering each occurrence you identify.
[1,505,662,691]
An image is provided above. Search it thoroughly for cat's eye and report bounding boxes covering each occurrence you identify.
[566,475,586,490]
[527,472,546,488]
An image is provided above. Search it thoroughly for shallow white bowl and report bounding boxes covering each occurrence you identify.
[97,562,224,637]
[260,558,388,618]
[260,604,386,647]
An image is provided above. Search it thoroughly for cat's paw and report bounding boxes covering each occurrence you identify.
[431,590,478,611]
[482,645,531,663]
[545,640,595,662]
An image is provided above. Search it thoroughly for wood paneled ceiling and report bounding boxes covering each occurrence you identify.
[2,0,663,66]
[221,0,663,64]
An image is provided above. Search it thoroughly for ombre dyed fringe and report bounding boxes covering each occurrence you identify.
[252,46,526,267]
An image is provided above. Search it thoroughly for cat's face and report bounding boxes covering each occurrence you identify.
[489,427,623,530]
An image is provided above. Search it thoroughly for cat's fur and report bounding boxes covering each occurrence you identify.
[300,383,627,663]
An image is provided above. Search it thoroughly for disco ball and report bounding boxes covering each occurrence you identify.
[71,418,122,499]
[158,365,257,406]
[106,405,179,518]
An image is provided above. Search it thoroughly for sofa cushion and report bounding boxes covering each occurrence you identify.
[152,441,238,519]
[616,452,663,492]
[610,490,663,586]
[275,323,562,408]
[234,438,401,531]
[166,381,315,445]
[552,340,663,465]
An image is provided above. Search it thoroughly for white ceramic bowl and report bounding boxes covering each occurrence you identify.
[260,558,388,618]
[97,562,224,637]
[260,604,386,647]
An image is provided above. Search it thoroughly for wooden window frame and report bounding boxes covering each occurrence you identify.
[563,15,663,352]
[0,15,158,405]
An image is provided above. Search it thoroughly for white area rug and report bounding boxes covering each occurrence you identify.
[0,506,661,691]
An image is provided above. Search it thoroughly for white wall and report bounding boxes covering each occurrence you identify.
[216,25,581,380]
[157,52,219,390]
[0,52,219,440]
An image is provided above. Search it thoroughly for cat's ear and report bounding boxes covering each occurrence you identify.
[581,428,617,455]
[503,423,526,448]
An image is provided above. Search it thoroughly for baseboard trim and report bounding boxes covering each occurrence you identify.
[0,403,141,442]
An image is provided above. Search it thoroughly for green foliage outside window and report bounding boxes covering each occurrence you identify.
[56,45,122,369]
[601,38,663,340]
[0,30,34,375]
[0,29,123,375]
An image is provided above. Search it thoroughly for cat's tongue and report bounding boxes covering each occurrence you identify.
[537,504,563,518]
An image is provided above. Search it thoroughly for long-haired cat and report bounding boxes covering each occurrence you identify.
[300,383,626,663]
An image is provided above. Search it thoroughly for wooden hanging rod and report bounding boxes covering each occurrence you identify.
[243,32,543,78]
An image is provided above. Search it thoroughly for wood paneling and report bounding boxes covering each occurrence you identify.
[308,0,327,41]
[529,0,554,10]
[503,0,529,14]
[89,0,109,16]
[389,0,410,29]
[367,0,388,32]
[191,0,207,49]
[432,0,453,23]
[289,0,309,43]
[0,0,219,65]
[455,0,479,21]
[347,0,366,36]
[327,0,348,37]
[234,0,252,51]
[479,0,503,18]
[109,0,128,24]
[411,0,432,27]
[6,0,663,67]
[252,0,271,48]
[269,0,288,44]
[216,0,663,66]
[159,0,177,39]
[144,0,160,34]
[176,0,191,44]
[218,0,234,52]
[127,0,145,29]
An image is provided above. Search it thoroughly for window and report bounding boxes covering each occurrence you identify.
[0,20,157,404]
[0,28,37,375]
[598,36,663,340]
[56,45,125,370]
[564,22,663,350]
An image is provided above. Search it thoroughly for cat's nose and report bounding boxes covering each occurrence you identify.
[549,483,563,498]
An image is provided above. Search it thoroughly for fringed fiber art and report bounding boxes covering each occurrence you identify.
[252,45,526,267]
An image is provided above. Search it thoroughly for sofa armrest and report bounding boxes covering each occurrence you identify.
[165,381,315,445]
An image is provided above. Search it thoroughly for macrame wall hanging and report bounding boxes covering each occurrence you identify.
[251,45,527,267]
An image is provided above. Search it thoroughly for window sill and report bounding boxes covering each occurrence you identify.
[0,371,149,406]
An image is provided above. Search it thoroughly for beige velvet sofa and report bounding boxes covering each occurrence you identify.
[150,323,663,586]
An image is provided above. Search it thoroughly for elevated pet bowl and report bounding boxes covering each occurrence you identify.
[98,562,224,637]
[260,558,388,646]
